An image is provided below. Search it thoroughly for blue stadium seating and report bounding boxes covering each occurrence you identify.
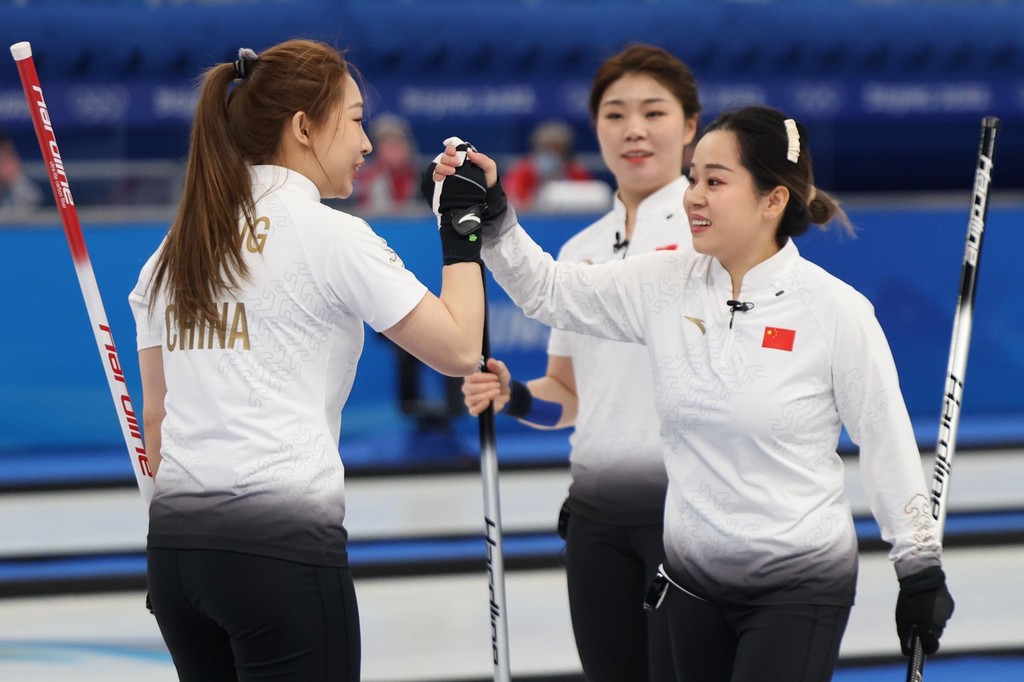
[1,1,1022,190]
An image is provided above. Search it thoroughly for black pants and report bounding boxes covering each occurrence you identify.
[663,583,850,682]
[564,509,676,682]
[148,548,360,682]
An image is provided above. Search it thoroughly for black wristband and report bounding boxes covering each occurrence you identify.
[440,219,482,265]
[504,380,533,418]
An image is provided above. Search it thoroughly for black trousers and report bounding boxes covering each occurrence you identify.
[663,582,850,682]
[564,509,676,682]
[147,548,360,682]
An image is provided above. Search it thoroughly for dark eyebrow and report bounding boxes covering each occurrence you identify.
[693,163,735,173]
[599,96,672,109]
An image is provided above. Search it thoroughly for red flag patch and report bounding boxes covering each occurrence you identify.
[655,243,678,251]
[762,326,796,352]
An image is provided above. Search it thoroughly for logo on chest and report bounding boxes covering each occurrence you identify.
[762,326,796,352]
[684,316,706,335]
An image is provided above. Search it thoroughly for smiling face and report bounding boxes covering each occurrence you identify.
[595,73,696,206]
[307,73,372,199]
[684,129,787,278]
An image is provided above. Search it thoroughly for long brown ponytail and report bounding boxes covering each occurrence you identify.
[149,39,349,325]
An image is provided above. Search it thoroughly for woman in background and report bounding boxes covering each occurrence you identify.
[463,43,700,681]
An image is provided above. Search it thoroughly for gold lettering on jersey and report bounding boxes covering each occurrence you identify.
[228,304,250,349]
[242,216,271,254]
[165,302,251,351]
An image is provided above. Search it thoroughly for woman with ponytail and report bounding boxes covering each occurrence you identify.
[130,39,487,680]
[438,104,953,681]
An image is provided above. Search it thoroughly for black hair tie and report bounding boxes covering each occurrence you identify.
[234,47,259,80]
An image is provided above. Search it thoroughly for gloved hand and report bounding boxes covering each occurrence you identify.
[421,137,487,265]
[895,565,954,655]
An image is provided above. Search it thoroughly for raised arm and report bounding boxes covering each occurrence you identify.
[383,263,484,377]
[383,140,497,377]
[434,146,651,346]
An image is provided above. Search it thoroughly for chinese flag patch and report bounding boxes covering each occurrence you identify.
[655,243,678,251]
[762,326,796,352]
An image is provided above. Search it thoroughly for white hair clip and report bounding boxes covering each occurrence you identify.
[784,118,800,163]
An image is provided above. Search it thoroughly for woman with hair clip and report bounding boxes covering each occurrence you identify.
[438,104,953,681]
[129,39,490,681]
[462,43,698,681]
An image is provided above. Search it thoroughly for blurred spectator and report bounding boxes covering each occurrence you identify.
[0,130,44,220]
[357,113,421,214]
[504,119,599,211]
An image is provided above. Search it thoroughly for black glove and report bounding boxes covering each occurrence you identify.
[895,565,954,655]
[481,173,508,231]
[421,138,487,265]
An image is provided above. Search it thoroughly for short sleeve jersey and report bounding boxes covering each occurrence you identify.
[129,165,427,566]
[548,177,692,524]
[483,226,941,606]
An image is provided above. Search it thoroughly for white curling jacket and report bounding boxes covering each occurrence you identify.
[130,165,427,566]
[483,224,941,606]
